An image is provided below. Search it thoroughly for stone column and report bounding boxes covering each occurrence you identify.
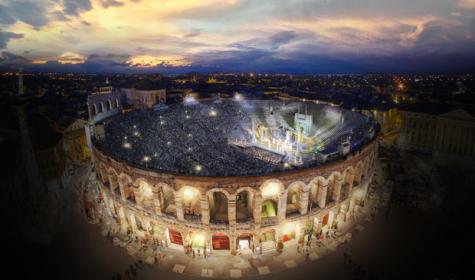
[230,230,237,255]
[253,194,262,226]
[228,196,237,226]
[347,171,355,194]
[129,213,138,233]
[175,192,184,221]
[119,183,127,202]
[201,195,210,225]
[278,192,287,222]
[153,190,162,216]
[317,182,328,209]
[332,178,343,202]
[299,189,309,215]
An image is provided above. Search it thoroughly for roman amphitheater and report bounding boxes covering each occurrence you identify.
[87,98,379,266]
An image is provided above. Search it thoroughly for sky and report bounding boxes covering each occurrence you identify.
[0,0,474,74]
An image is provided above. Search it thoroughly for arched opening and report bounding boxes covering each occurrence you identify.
[309,179,319,211]
[236,190,252,222]
[261,199,277,218]
[237,233,253,253]
[108,169,119,192]
[138,180,154,210]
[259,229,276,254]
[208,191,228,224]
[341,168,353,200]
[167,228,183,246]
[182,187,201,221]
[160,185,176,217]
[106,100,112,111]
[187,231,206,251]
[98,102,104,113]
[286,183,301,217]
[212,233,230,250]
[91,104,97,116]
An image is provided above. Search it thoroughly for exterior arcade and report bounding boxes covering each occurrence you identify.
[91,137,378,256]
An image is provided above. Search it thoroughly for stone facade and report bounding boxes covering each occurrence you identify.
[92,138,378,255]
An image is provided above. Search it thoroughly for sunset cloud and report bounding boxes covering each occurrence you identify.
[0,0,473,73]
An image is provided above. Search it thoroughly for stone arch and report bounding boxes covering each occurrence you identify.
[328,171,343,202]
[235,187,255,222]
[308,176,328,209]
[92,104,97,116]
[285,181,306,216]
[354,161,364,186]
[115,98,120,108]
[97,162,108,183]
[133,178,154,210]
[118,173,132,201]
[260,179,284,200]
[207,189,230,224]
[341,166,355,199]
[107,167,119,194]
[106,99,112,111]
[157,183,176,217]
[179,186,202,221]
[99,102,105,113]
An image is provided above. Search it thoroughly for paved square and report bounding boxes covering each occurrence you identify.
[230,269,242,278]
[257,266,270,275]
[201,269,213,277]
[284,260,297,268]
[173,264,185,274]
[309,253,319,261]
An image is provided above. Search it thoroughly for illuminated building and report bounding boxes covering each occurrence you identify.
[121,88,166,110]
[399,103,475,163]
[63,119,90,162]
[89,100,378,257]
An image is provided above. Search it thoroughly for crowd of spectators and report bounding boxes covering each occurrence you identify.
[94,100,375,176]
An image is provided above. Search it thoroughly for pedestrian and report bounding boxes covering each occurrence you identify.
[192,249,195,258]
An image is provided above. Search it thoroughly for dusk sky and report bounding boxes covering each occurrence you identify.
[1,0,474,73]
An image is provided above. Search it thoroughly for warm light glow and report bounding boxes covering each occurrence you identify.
[126,55,191,67]
[58,52,86,64]
[123,142,131,149]
[262,181,281,196]
[183,187,198,203]
[234,93,243,101]
[192,233,205,245]
[209,109,217,117]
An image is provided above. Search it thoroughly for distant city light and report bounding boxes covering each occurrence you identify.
[123,142,131,149]
[234,93,243,101]
[209,109,217,116]
[184,95,198,105]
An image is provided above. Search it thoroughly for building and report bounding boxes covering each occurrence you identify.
[121,88,166,110]
[399,103,475,164]
[63,118,90,163]
[87,100,378,257]
[27,111,66,191]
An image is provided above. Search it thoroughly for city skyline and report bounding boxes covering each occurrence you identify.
[1,0,475,74]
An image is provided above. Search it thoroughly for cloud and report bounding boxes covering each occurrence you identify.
[0,4,17,25]
[0,31,24,49]
[99,0,125,8]
[0,51,30,67]
[62,0,92,15]
[0,1,49,28]
[459,0,475,9]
